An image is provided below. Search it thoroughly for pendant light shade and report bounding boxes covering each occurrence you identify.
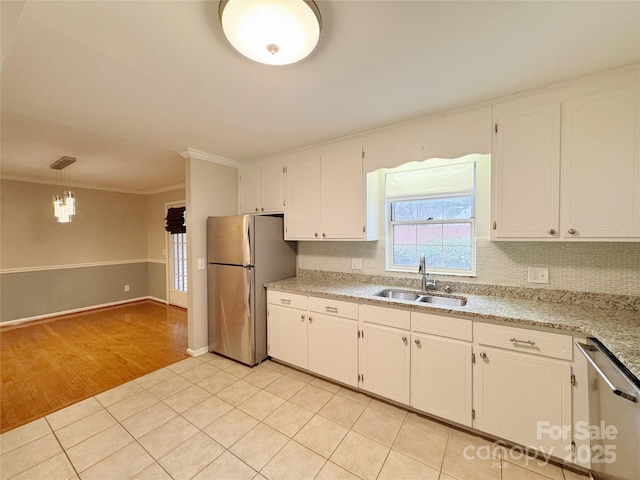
[219,0,321,66]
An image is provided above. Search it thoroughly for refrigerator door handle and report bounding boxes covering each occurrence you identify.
[243,215,254,267]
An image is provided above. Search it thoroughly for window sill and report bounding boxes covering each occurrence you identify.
[386,267,477,278]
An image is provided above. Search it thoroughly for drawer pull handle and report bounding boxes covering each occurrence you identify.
[510,338,536,346]
[325,306,338,313]
[280,299,291,305]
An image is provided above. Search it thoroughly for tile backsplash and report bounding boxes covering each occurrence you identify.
[298,239,640,297]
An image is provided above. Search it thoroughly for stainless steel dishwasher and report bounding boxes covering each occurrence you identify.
[576,338,639,480]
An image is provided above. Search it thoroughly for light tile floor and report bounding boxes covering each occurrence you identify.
[0,353,591,480]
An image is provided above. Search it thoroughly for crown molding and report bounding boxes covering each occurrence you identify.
[1,175,185,196]
[180,148,240,167]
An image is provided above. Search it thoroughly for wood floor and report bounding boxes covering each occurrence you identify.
[0,300,189,433]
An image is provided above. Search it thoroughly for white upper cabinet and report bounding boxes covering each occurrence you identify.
[238,163,285,214]
[492,78,640,241]
[492,102,561,239]
[284,143,377,241]
[561,86,640,239]
[284,155,322,240]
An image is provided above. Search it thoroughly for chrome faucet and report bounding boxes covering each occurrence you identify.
[418,254,436,291]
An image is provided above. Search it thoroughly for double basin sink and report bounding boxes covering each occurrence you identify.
[374,289,467,307]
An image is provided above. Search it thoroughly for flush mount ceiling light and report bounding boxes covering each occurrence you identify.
[219,0,321,66]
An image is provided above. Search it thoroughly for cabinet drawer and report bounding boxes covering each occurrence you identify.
[474,322,572,360]
[308,296,358,320]
[412,312,472,342]
[359,304,410,330]
[267,290,307,310]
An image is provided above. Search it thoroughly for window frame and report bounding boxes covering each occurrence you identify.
[386,193,477,276]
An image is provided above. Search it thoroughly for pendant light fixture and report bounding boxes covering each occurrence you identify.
[50,156,76,223]
[219,0,321,66]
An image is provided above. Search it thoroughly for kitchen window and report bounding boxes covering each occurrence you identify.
[386,161,476,276]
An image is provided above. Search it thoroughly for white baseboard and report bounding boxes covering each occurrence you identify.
[1,296,168,327]
[187,346,210,357]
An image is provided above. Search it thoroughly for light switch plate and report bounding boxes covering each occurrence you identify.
[351,258,363,270]
[528,267,549,284]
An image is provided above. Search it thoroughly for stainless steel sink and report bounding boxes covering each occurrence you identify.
[418,295,467,307]
[373,289,467,307]
[374,290,422,301]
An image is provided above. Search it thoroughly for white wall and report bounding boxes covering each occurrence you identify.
[185,155,238,354]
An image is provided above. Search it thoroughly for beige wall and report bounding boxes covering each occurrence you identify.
[186,156,238,354]
[1,179,147,269]
[0,179,187,322]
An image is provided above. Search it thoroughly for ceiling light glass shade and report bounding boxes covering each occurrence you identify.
[53,191,75,223]
[219,0,321,65]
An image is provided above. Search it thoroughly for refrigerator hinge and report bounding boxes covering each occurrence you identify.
[472,409,476,420]
[570,374,576,387]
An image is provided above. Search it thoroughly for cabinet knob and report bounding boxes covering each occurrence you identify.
[322,233,326,238]
[261,208,264,211]
[568,228,577,235]
[301,315,305,321]
[414,339,421,346]
[255,208,259,212]
[402,336,407,343]
[480,352,487,359]
[548,229,556,235]
[314,233,319,238]
[308,317,313,323]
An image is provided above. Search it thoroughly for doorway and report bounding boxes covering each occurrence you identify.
[165,202,188,308]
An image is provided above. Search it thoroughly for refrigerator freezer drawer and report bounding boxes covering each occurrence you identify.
[208,264,256,365]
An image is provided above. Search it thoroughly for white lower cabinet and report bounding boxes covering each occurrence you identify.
[267,293,308,370]
[268,289,579,463]
[358,304,411,404]
[359,324,410,404]
[267,291,358,387]
[308,312,358,387]
[474,325,573,459]
[411,333,472,426]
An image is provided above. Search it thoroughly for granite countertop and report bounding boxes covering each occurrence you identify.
[266,275,640,380]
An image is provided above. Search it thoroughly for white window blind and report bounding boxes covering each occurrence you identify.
[385,161,475,200]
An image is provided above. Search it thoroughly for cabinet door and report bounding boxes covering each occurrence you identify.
[285,156,321,240]
[261,164,285,213]
[359,325,410,404]
[320,146,365,239]
[492,102,561,239]
[267,305,307,369]
[239,166,261,214]
[307,313,358,387]
[411,334,472,426]
[561,86,640,239]
[473,346,571,458]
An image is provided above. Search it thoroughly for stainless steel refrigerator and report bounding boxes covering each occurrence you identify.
[207,215,296,366]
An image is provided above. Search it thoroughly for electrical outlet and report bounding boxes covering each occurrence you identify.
[124,284,130,292]
[197,258,206,270]
[351,258,363,270]
[527,267,549,284]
